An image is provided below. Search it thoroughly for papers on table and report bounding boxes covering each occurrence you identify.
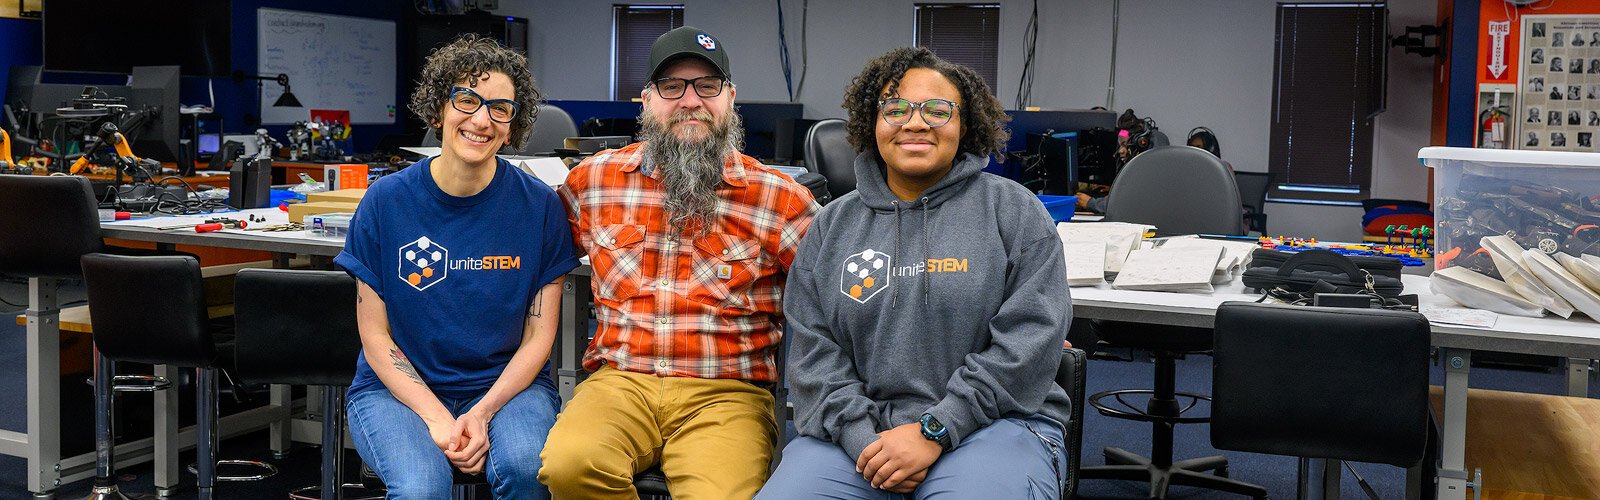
[1420,305,1499,329]
[1524,249,1600,321]
[1112,245,1225,293]
[511,157,571,187]
[1055,222,1152,275]
[1429,266,1546,317]
[1481,235,1575,318]
[1156,236,1257,285]
[1062,241,1107,287]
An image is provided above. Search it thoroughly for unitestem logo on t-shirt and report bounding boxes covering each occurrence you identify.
[398,236,525,291]
[400,236,449,291]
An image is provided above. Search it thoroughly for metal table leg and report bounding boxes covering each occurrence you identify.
[1437,348,1471,500]
[154,364,180,497]
[1568,358,1591,397]
[557,276,591,404]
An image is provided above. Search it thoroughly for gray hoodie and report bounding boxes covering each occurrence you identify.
[785,151,1073,460]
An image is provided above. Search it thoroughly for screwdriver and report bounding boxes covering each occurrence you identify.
[195,220,247,232]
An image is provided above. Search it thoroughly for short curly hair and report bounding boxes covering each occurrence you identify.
[842,47,1009,161]
[410,34,543,150]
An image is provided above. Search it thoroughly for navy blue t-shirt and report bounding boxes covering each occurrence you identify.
[335,157,579,399]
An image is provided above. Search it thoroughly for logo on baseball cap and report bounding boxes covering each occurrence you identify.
[648,26,731,83]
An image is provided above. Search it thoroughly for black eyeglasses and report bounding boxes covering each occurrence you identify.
[650,76,728,99]
[449,86,518,123]
[879,98,959,128]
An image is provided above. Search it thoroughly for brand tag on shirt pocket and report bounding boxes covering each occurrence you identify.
[716,264,733,280]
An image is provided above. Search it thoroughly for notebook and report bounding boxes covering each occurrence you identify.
[1111,246,1225,293]
[1062,241,1107,287]
[1055,222,1153,276]
[1481,235,1574,318]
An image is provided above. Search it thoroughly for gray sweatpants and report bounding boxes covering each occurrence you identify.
[756,417,1066,499]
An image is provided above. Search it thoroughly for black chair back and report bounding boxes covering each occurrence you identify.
[803,119,856,200]
[81,253,216,367]
[1211,302,1430,467]
[0,175,105,278]
[233,269,361,387]
[1056,348,1086,499]
[1232,171,1272,234]
[1105,146,1244,236]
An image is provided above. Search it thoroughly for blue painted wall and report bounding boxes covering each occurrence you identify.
[1447,0,1479,147]
[2,1,410,154]
[0,17,43,113]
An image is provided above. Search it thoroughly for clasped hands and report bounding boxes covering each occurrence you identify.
[856,423,943,494]
[425,408,493,475]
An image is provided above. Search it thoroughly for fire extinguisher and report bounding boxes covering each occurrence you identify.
[1479,106,1508,149]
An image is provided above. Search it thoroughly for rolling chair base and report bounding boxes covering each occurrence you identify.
[1081,448,1266,499]
[85,485,132,500]
[187,460,279,481]
[289,484,386,500]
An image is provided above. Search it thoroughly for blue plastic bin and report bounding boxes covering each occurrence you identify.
[1036,194,1075,223]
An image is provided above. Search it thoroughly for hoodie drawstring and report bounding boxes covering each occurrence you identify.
[921,196,931,306]
[892,200,902,307]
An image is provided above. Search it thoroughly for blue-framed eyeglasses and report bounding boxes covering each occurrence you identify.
[449,86,518,123]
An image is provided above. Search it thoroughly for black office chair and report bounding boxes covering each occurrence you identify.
[233,269,379,500]
[803,119,856,201]
[1080,146,1265,499]
[1232,171,1272,235]
[81,254,277,500]
[1211,302,1432,499]
[515,104,578,156]
[0,175,180,499]
[1057,347,1087,500]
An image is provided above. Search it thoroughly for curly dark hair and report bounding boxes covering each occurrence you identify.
[410,34,543,150]
[842,47,1009,161]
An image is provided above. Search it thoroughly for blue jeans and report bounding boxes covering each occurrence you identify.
[755,416,1067,500]
[347,382,561,499]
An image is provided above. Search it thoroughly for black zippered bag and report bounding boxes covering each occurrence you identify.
[1241,248,1406,297]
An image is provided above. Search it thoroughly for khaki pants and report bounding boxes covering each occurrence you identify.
[539,366,776,500]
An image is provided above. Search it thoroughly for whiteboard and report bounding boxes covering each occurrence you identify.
[257,8,397,125]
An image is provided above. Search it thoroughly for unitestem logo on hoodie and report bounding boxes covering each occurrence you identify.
[840,249,892,303]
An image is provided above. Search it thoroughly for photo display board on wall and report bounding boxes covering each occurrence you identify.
[1518,15,1600,151]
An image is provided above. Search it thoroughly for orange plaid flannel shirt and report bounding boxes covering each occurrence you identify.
[558,142,818,382]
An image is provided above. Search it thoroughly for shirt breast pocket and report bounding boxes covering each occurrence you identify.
[689,233,762,311]
[591,224,646,303]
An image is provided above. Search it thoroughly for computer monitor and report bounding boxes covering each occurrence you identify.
[126,66,186,170]
[1003,108,1118,185]
[1020,132,1077,195]
[773,118,821,166]
[735,101,804,162]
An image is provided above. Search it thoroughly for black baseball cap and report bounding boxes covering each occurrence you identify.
[648,26,731,83]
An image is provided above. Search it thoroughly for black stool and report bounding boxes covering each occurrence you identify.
[1078,322,1266,499]
[1212,302,1433,499]
[0,174,147,498]
[234,269,379,500]
[81,253,276,500]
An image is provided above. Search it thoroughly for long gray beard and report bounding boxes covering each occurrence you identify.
[640,109,744,232]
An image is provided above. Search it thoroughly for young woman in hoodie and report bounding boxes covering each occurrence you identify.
[756,47,1073,499]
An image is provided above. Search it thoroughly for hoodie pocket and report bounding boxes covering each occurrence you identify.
[689,233,762,311]
[590,224,646,303]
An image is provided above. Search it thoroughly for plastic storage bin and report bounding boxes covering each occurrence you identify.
[1036,194,1077,223]
[1420,147,1600,272]
[310,212,355,239]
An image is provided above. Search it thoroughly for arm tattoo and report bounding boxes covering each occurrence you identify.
[389,347,424,385]
[528,289,544,319]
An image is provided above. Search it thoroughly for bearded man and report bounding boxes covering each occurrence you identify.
[540,26,818,499]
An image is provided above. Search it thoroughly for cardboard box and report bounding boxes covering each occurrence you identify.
[306,188,367,204]
[288,201,360,223]
[323,164,370,190]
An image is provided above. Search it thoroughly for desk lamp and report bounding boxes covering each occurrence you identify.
[234,72,303,126]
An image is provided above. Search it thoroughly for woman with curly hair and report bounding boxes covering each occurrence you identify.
[756,46,1072,499]
[335,34,578,498]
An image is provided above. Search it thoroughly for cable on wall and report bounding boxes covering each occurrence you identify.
[1015,0,1039,108]
[777,0,796,102]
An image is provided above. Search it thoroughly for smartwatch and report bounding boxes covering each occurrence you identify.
[919,413,952,451]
